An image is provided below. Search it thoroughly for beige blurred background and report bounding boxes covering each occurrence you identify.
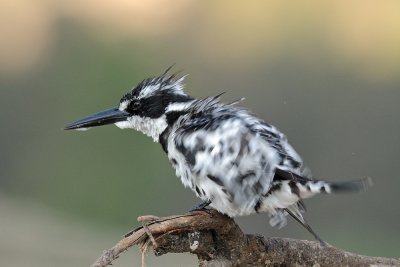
[1,1,399,266]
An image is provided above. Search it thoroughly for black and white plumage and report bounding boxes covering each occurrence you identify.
[65,67,371,242]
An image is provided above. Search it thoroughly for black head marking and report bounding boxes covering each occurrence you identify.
[120,66,185,102]
[118,68,194,119]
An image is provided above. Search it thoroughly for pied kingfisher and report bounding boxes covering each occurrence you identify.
[65,67,371,243]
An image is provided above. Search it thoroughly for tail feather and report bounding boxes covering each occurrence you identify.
[284,207,327,245]
[274,168,373,198]
[302,177,372,197]
[329,177,373,193]
[270,168,372,243]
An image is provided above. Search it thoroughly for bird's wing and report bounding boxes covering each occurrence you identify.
[172,111,282,212]
[255,122,311,177]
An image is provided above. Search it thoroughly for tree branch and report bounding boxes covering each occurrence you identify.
[91,210,400,267]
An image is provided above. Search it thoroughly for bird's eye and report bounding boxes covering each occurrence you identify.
[131,101,141,110]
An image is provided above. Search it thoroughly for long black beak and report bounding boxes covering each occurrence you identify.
[64,107,130,130]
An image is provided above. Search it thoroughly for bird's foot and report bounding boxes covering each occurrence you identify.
[188,200,212,214]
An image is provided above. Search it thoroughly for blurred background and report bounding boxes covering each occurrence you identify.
[1,1,399,266]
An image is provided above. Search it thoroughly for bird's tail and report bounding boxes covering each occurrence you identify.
[273,168,372,199]
[270,169,372,244]
[298,177,372,199]
[291,177,372,245]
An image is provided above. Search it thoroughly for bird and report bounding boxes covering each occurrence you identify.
[65,66,371,243]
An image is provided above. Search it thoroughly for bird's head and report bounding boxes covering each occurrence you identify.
[64,67,194,141]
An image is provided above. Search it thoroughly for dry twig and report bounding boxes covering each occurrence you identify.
[91,210,400,267]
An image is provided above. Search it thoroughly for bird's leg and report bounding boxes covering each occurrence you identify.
[188,199,212,213]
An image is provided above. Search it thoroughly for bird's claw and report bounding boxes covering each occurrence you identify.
[188,200,212,214]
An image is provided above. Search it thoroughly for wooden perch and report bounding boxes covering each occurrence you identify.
[91,210,400,267]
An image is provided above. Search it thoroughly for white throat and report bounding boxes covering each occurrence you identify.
[115,115,168,142]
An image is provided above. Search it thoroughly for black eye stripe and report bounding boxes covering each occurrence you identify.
[122,90,193,118]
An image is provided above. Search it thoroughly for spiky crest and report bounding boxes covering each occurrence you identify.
[120,66,187,104]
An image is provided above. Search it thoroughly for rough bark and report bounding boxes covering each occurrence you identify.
[91,210,400,267]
